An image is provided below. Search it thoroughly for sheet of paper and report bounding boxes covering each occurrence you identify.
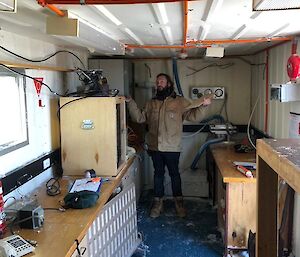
[69,178,101,193]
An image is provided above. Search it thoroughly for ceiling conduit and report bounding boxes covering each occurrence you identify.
[39,0,191,4]
[126,37,293,50]
[37,0,65,16]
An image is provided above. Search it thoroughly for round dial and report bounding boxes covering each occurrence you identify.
[192,88,199,95]
[197,92,203,98]
[214,88,223,98]
[204,89,213,95]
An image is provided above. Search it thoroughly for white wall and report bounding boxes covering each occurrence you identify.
[0,30,88,198]
[133,58,251,196]
[252,41,300,257]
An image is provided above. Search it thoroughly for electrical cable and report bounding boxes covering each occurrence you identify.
[0,63,64,97]
[186,63,234,77]
[46,178,61,196]
[56,96,87,119]
[172,58,184,96]
[0,45,85,69]
[247,95,260,150]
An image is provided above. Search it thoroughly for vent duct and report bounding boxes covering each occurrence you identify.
[253,0,300,11]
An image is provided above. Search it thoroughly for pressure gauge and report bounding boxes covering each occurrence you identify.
[204,89,213,95]
[215,88,224,98]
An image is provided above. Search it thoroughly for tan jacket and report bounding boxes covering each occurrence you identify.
[127,94,208,152]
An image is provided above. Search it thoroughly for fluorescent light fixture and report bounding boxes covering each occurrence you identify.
[267,23,290,37]
[164,26,173,44]
[232,24,248,40]
[157,3,168,24]
[94,5,122,26]
[124,27,144,45]
[253,0,300,11]
[204,0,224,22]
[199,24,211,40]
[0,0,16,12]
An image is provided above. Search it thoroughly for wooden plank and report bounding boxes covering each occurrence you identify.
[256,156,278,257]
[15,157,135,257]
[257,139,300,193]
[0,60,74,72]
[211,143,256,183]
[227,182,257,248]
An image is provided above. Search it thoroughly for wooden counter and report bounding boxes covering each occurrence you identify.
[256,139,300,257]
[209,142,256,254]
[211,142,256,183]
[12,157,135,257]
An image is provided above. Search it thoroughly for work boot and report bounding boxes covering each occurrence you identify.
[150,197,163,218]
[174,196,186,218]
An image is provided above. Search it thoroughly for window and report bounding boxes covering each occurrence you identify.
[0,68,28,156]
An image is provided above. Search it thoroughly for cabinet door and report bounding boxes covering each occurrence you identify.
[71,235,88,257]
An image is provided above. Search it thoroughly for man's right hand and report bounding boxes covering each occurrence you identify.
[125,96,132,102]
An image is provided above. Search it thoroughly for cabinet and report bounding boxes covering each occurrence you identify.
[209,143,256,255]
[256,139,300,257]
[60,97,126,177]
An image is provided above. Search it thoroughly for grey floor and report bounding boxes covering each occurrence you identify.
[132,190,224,257]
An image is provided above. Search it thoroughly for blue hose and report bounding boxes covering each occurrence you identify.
[172,58,184,96]
[190,136,225,170]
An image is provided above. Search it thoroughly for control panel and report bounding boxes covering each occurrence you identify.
[190,87,225,100]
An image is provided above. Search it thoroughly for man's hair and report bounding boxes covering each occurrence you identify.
[156,73,174,88]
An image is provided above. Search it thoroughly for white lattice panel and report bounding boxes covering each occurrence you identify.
[87,183,140,257]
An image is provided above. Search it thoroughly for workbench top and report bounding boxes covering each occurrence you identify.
[11,157,135,257]
[257,138,300,193]
[210,142,256,183]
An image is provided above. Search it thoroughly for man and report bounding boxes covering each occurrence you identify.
[126,73,212,218]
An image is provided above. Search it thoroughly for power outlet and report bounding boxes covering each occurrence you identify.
[43,158,51,170]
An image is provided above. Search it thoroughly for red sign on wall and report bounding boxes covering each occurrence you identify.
[33,77,43,96]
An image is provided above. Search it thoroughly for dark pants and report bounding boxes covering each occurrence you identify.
[150,151,182,197]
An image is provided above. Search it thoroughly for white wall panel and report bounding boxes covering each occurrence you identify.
[0,30,88,176]
[252,41,300,257]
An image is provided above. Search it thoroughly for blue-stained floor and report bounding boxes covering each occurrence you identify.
[133,191,224,257]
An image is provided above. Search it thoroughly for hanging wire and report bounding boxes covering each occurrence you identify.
[0,63,64,97]
[0,45,86,69]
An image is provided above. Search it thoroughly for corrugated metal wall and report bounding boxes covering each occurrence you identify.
[252,41,300,256]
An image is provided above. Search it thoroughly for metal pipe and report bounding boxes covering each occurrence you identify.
[43,0,190,4]
[183,0,188,47]
[264,49,269,134]
[37,0,65,16]
[188,37,293,45]
[125,44,199,49]
[46,4,65,16]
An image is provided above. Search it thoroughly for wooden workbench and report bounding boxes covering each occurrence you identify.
[209,142,256,254]
[256,139,300,257]
[12,157,135,257]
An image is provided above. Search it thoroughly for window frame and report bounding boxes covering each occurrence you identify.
[0,68,29,156]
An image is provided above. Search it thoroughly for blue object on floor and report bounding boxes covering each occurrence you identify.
[133,191,223,257]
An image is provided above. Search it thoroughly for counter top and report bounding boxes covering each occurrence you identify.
[10,157,135,257]
[257,138,300,193]
[210,142,256,183]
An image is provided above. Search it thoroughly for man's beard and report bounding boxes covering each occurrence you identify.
[156,86,173,100]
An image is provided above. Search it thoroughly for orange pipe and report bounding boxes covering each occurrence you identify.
[44,0,190,4]
[125,44,200,49]
[183,0,188,47]
[264,49,269,134]
[46,4,65,16]
[188,37,293,45]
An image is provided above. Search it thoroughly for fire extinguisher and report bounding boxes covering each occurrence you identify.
[0,180,6,237]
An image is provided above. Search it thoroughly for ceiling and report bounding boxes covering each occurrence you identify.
[0,0,300,58]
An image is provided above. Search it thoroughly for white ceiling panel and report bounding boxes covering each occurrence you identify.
[1,0,299,58]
